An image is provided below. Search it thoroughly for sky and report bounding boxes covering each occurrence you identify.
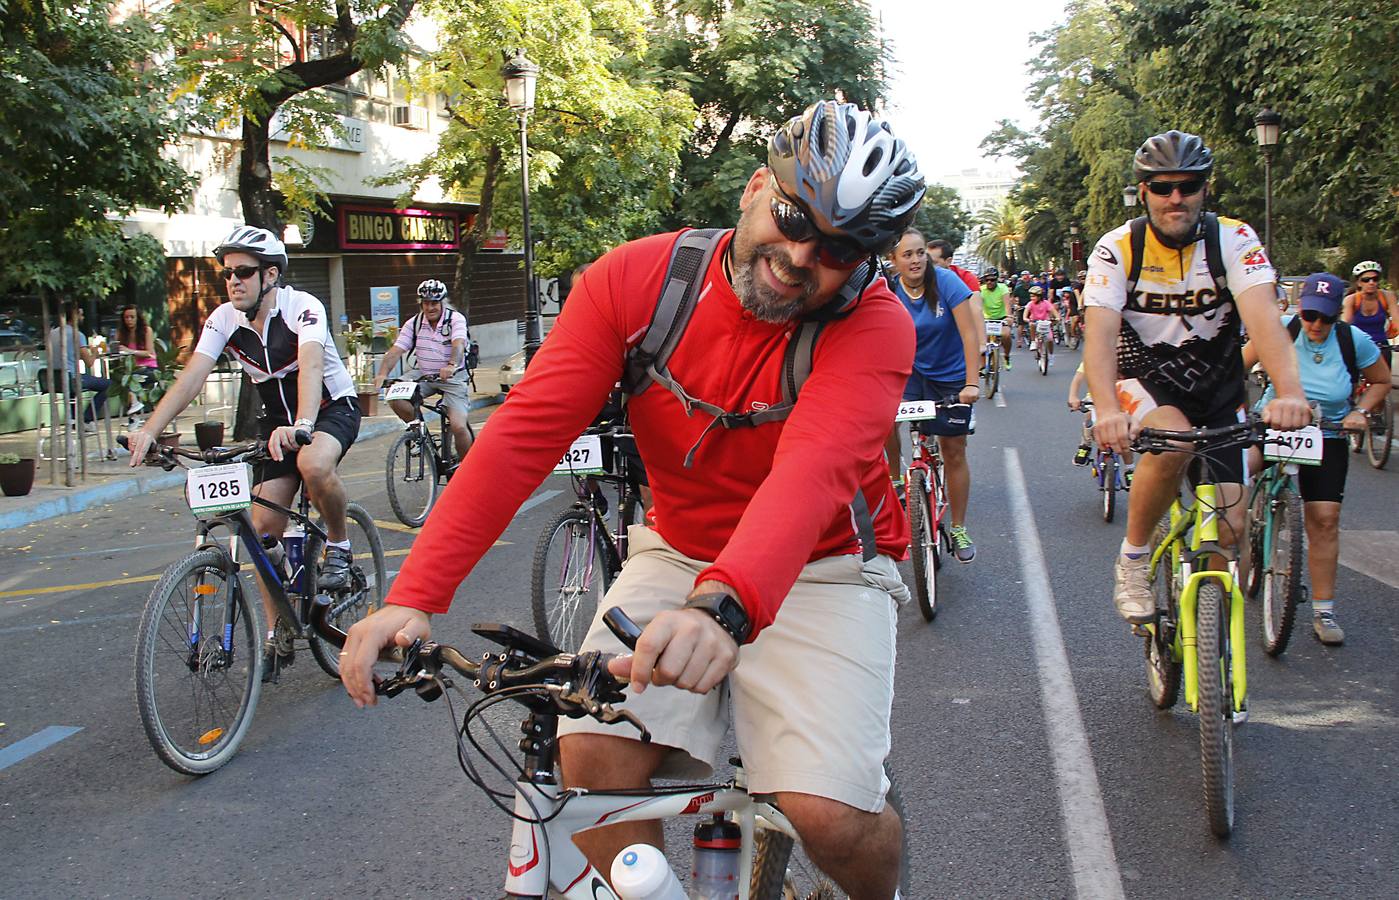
[869,0,1069,182]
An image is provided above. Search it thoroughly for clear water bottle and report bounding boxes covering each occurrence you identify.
[283,523,306,592]
[691,815,740,899]
[261,533,287,578]
[611,844,686,900]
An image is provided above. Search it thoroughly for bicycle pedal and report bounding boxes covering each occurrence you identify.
[1130,623,1152,638]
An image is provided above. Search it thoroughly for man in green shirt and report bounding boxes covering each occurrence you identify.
[980,268,1014,368]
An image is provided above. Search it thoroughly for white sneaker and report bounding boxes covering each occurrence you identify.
[1113,554,1155,623]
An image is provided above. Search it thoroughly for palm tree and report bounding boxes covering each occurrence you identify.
[974,197,1029,272]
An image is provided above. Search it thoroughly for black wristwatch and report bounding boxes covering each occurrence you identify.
[683,592,752,645]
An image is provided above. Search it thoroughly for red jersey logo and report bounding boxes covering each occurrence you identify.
[1241,248,1269,267]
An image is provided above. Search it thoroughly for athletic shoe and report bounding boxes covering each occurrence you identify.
[318,546,355,592]
[1313,610,1344,645]
[1004,358,1012,370]
[949,525,976,563]
[261,628,295,684]
[1112,554,1155,623]
[1073,444,1091,466]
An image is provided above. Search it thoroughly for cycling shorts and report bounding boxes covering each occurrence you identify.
[902,374,974,437]
[399,369,472,418]
[557,526,904,813]
[254,396,361,484]
[1295,437,1349,504]
[1116,378,1247,484]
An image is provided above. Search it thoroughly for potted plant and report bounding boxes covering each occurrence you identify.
[344,318,396,417]
[0,451,36,497]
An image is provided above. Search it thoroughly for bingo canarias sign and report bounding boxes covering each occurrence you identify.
[337,205,461,251]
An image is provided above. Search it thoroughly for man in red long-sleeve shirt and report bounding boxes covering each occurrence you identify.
[340,101,925,898]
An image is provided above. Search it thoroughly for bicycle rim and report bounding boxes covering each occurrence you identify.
[531,507,609,652]
[1196,581,1235,838]
[908,469,936,622]
[1100,455,1116,523]
[386,430,438,527]
[1244,484,1267,599]
[1145,523,1181,709]
[1260,485,1302,657]
[1367,396,1393,468]
[135,548,262,775]
[750,763,907,900]
[308,503,388,678]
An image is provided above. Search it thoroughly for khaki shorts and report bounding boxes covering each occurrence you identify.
[401,369,471,418]
[557,526,903,813]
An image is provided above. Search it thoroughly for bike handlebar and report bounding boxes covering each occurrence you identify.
[1132,418,1267,454]
[118,430,310,469]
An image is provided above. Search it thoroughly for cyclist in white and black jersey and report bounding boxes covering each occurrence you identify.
[129,226,363,667]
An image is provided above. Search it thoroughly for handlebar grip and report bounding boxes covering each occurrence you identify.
[602,607,642,651]
[309,596,403,663]
[294,428,314,446]
[117,434,129,450]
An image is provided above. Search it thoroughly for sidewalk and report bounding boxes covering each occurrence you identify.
[0,356,511,530]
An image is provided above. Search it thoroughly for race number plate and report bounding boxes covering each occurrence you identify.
[186,463,252,515]
[385,381,418,402]
[554,433,605,475]
[1036,320,1052,333]
[985,320,1004,337]
[1263,425,1324,466]
[895,400,939,422]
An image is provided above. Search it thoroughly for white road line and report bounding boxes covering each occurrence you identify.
[1005,447,1125,900]
[516,489,563,515]
[0,726,82,771]
[994,388,1007,408]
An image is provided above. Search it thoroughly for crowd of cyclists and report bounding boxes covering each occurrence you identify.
[125,100,1394,895]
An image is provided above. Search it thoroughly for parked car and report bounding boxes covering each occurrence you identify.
[499,350,525,393]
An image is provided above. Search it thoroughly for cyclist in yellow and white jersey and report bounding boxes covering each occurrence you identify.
[1082,130,1310,623]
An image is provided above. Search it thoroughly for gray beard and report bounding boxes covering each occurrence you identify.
[732,247,814,323]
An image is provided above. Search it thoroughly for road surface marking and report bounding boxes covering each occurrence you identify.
[0,726,82,771]
[0,573,160,599]
[994,388,1007,408]
[1005,447,1125,900]
[1337,530,1399,589]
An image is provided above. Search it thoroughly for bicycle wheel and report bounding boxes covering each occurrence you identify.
[386,428,438,527]
[1066,324,1081,350]
[1196,580,1235,838]
[1245,483,1267,599]
[531,506,611,652]
[751,762,908,900]
[134,548,263,775]
[307,503,388,678]
[1260,482,1303,657]
[1100,454,1117,523]
[1145,526,1181,709]
[907,468,937,622]
[1038,344,1049,376]
[1367,394,1393,469]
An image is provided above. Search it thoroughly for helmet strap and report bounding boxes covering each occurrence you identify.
[246,270,277,320]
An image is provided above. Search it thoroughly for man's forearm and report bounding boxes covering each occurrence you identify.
[296,352,324,423]
[375,347,403,382]
[1082,311,1120,412]
[143,367,205,436]
[449,339,465,369]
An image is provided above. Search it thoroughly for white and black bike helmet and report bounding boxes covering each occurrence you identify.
[213,225,289,272]
[768,100,925,253]
[417,279,449,303]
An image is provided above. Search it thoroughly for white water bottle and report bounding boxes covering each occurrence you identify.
[611,844,686,900]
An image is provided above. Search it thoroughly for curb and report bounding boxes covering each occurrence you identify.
[0,392,503,531]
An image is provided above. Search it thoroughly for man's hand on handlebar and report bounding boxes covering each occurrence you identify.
[437,365,457,381]
[1093,409,1138,455]
[268,424,311,462]
[958,384,981,405]
[610,608,738,696]
[125,429,157,467]
[1260,394,1312,431]
[341,605,433,708]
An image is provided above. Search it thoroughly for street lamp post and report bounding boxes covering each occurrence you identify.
[1254,108,1282,257]
[502,49,541,366]
[1122,185,1139,209]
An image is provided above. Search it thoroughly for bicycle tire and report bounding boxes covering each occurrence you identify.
[907,468,937,622]
[750,762,908,899]
[1260,483,1303,657]
[386,429,438,527]
[982,346,999,399]
[134,548,263,775]
[531,506,611,652]
[1196,580,1235,838]
[1100,454,1117,523]
[1244,483,1267,599]
[1038,344,1049,376]
[1145,531,1181,710]
[1066,325,1081,350]
[307,503,388,678]
[1367,394,1393,469]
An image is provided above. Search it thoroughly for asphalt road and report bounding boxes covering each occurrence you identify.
[1,352,1396,899]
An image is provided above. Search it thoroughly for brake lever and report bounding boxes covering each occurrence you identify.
[550,685,651,743]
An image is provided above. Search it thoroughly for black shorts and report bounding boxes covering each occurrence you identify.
[1295,437,1349,504]
[902,374,974,437]
[1121,377,1249,484]
[254,396,361,484]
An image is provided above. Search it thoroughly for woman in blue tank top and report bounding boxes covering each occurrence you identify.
[1342,260,1395,366]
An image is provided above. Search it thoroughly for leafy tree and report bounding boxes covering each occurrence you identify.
[648,0,891,229]
[377,0,693,310]
[0,1,195,299]
[166,0,418,233]
[913,184,970,249]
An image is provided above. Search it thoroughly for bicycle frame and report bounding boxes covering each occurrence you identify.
[1149,483,1247,714]
[504,775,795,897]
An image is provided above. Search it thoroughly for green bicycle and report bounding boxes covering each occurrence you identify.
[1137,417,1268,838]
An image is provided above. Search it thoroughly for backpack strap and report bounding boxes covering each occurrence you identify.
[1125,216,1147,295]
[406,312,422,358]
[1200,212,1230,298]
[621,228,726,397]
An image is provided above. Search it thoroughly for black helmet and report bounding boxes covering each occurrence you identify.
[983,267,1000,279]
[1133,130,1213,183]
[768,100,925,253]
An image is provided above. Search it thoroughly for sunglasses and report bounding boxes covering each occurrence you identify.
[1300,309,1337,324]
[220,264,262,282]
[768,193,867,270]
[420,298,443,304]
[1357,275,1380,284]
[1144,179,1207,198]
